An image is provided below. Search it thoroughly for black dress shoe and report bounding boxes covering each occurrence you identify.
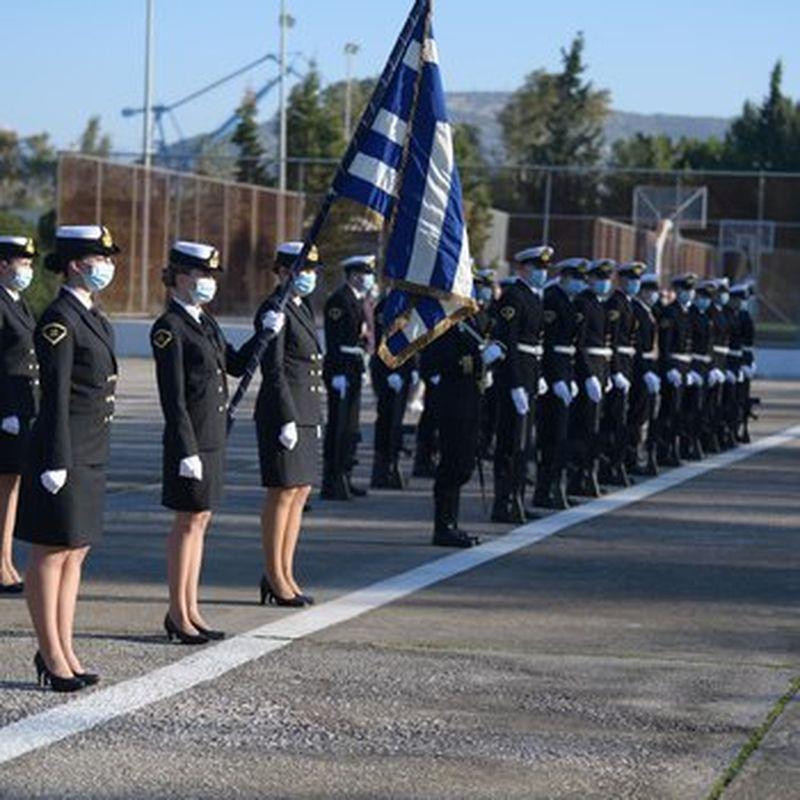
[74,671,101,687]
[193,623,226,640]
[432,528,479,548]
[0,581,24,594]
[164,614,209,645]
[347,482,368,498]
[34,652,84,693]
[295,593,315,605]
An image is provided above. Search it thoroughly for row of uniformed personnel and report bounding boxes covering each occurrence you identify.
[397,247,757,547]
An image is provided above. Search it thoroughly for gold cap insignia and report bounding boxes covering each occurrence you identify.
[24,238,36,255]
[100,226,114,249]
[208,249,220,269]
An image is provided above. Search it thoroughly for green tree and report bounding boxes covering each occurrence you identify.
[724,61,800,170]
[231,90,269,185]
[79,116,112,157]
[453,123,493,257]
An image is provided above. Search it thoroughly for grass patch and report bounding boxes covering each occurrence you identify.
[706,675,800,799]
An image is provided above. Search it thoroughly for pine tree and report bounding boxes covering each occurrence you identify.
[231,91,269,185]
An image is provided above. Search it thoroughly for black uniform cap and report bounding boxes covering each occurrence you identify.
[556,257,589,276]
[514,245,554,268]
[275,241,322,272]
[671,273,698,290]
[617,261,647,278]
[44,225,120,273]
[640,273,660,289]
[587,258,616,278]
[169,240,224,273]
[0,235,37,260]
[340,254,377,274]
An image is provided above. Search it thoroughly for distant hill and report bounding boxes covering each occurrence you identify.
[446,91,732,161]
[164,91,732,170]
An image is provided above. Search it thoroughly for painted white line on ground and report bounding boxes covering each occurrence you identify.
[1,423,798,765]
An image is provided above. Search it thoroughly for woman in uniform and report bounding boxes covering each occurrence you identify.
[0,236,39,594]
[253,242,323,607]
[151,241,269,644]
[16,225,119,692]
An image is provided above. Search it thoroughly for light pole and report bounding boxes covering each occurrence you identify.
[344,42,360,140]
[141,0,155,312]
[277,1,294,244]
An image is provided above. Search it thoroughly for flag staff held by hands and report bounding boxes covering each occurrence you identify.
[226,0,431,431]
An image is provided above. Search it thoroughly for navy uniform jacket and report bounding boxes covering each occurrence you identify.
[0,288,39,423]
[739,309,755,368]
[493,278,543,394]
[726,306,744,373]
[323,283,367,382]
[254,292,323,429]
[542,283,580,385]
[657,301,693,376]
[632,297,658,377]
[574,289,611,383]
[151,300,253,458]
[709,304,731,370]
[689,307,713,373]
[605,289,636,378]
[30,289,117,469]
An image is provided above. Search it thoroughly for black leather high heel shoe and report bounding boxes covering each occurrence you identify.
[192,622,226,641]
[33,652,84,693]
[260,575,310,607]
[74,671,101,687]
[164,614,209,645]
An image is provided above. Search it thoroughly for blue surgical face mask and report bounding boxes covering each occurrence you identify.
[9,264,33,292]
[476,286,493,304]
[81,260,115,293]
[717,291,730,307]
[527,268,548,290]
[567,277,587,297]
[358,273,376,294]
[677,289,695,306]
[592,278,612,296]
[623,278,641,296]
[695,296,711,312]
[190,276,217,306]
[642,289,659,307]
[293,270,317,297]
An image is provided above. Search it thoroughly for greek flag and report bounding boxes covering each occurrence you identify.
[333,0,475,367]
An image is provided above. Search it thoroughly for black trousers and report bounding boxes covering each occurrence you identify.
[538,391,571,481]
[494,388,535,496]
[373,382,408,461]
[323,378,362,475]
[628,372,658,466]
[415,381,440,462]
[434,387,480,496]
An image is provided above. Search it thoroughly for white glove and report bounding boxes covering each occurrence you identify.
[331,374,348,399]
[279,421,298,450]
[667,369,682,388]
[644,371,661,395]
[737,369,746,383]
[538,377,548,397]
[725,369,737,385]
[749,362,757,379]
[179,455,203,481]
[429,374,441,386]
[481,370,494,391]
[710,368,725,386]
[553,380,572,406]
[686,370,702,387]
[584,376,603,404]
[612,372,631,394]
[260,309,286,335]
[387,373,404,393]
[570,381,579,399]
[411,370,420,386]
[511,386,529,415]
[1,415,20,436]
[481,342,504,366]
[40,469,67,495]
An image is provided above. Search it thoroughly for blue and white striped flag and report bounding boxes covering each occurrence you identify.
[333,0,476,367]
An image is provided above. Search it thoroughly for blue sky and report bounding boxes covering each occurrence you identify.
[2,0,798,152]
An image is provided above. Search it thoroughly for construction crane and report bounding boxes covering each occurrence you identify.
[121,52,304,159]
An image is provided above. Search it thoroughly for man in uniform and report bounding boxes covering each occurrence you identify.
[489,245,550,523]
[533,257,587,510]
[707,277,732,451]
[627,273,661,476]
[321,255,375,500]
[600,261,644,486]
[569,258,615,498]
[370,294,416,490]
[730,282,756,443]
[656,273,696,466]
[683,280,715,460]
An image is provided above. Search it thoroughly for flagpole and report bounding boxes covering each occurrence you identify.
[227,0,430,430]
